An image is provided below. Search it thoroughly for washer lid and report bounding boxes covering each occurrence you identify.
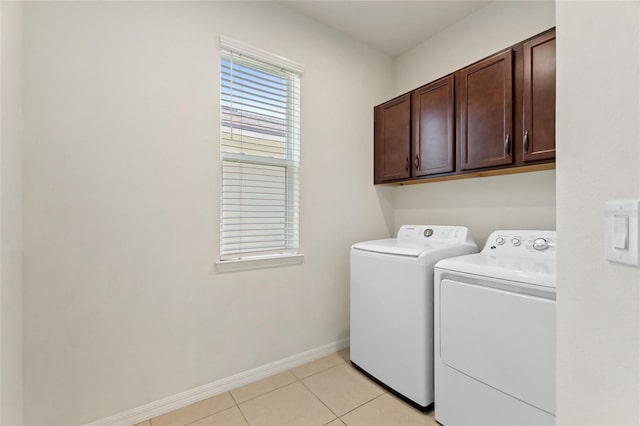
[353,225,477,258]
[353,238,439,257]
[436,252,556,288]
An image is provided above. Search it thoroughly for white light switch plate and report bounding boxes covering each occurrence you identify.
[605,200,640,266]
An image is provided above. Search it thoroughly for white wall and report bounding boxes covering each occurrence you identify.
[0,0,24,424]
[392,1,556,246]
[556,2,640,424]
[393,171,556,246]
[395,1,556,95]
[21,2,394,424]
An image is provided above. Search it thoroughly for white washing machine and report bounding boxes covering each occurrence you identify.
[350,225,477,409]
[434,230,557,425]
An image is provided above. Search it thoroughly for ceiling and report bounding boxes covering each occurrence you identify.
[280,1,491,56]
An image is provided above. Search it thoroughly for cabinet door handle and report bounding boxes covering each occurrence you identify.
[414,154,420,169]
[504,134,511,156]
[405,156,409,172]
[523,130,530,153]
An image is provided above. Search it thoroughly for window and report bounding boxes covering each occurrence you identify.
[219,37,303,263]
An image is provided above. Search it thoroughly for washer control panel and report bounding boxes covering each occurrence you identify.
[397,225,475,244]
[484,230,556,257]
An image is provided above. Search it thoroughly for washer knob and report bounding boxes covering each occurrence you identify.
[511,238,521,247]
[533,238,549,251]
[496,237,505,245]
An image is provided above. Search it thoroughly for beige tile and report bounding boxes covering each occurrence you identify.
[151,393,235,426]
[187,406,247,426]
[291,353,345,379]
[238,381,335,426]
[341,394,437,426]
[302,364,384,416]
[337,348,350,362]
[324,419,346,426]
[134,421,151,426]
[231,371,298,403]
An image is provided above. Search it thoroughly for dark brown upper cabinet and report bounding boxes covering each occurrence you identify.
[523,29,556,162]
[374,94,411,183]
[458,49,514,171]
[373,28,555,185]
[412,75,455,177]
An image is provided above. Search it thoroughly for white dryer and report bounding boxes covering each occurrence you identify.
[434,230,557,425]
[350,225,477,409]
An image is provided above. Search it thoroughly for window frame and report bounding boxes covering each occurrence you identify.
[216,36,304,271]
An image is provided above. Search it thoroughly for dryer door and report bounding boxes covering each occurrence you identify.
[439,278,555,415]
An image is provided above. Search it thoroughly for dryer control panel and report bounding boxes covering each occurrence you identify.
[485,230,556,259]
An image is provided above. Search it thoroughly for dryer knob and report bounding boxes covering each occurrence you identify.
[496,237,505,245]
[533,238,549,251]
[511,238,521,247]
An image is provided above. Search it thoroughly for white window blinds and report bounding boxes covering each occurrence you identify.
[219,38,302,261]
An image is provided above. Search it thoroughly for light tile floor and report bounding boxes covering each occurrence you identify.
[135,348,437,426]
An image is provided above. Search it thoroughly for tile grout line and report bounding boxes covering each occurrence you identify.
[338,392,388,420]
[227,391,251,426]
[231,372,300,405]
[149,353,351,426]
[291,358,347,381]
[236,365,340,426]
[234,403,251,426]
[228,357,347,406]
[299,364,389,425]
[298,376,340,424]
[232,355,347,406]
[232,367,318,425]
[333,359,389,420]
[180,394,237,426]
[322,417,342,426]
[229,391,240,406]
[299,358,384,422]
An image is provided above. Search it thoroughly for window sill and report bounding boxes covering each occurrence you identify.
[215,253,304,273]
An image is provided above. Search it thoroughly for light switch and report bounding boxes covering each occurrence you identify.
[613,215,629,249]
[605,200,640,266]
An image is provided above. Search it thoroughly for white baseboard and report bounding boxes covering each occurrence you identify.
[85,338,350,426]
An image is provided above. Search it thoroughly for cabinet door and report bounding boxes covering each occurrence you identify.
[374,94,411,183]
[459,50,513,171]
[413,75,455,177]
[523,30,556,162]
